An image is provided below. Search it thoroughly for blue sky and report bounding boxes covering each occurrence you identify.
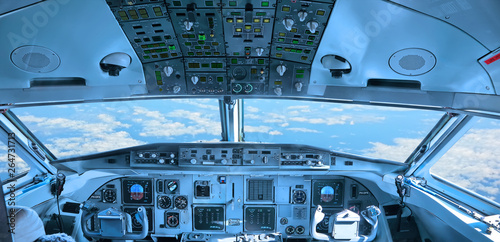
[1,99,499,203]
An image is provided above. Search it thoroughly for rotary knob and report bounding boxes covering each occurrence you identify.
[221,159,228,165]
[298,11,308,22]
[282,18,294,31]
[190,158,197,164]
[262,156,268,164]
[173,86,181,93]
[307,21,319,34]
[163,66,174,77]
[159,158,165,164]
[276,65,286,76]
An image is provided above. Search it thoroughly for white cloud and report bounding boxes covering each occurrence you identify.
[362,138,420,162]
[286,127,321,133]
[287,105,310,110]
[269,130,283,135]
[247,106,259,112]
[171,99,219,111]
[245,125,273,133]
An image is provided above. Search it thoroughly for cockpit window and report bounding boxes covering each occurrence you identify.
[431,117,500,203]
[0,142,30,182]
[11,99,222,159]
[243,99,443,162]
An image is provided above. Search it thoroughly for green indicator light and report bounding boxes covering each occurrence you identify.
[296,74,304,78]
[306,41,313,45]
[233,52,240,56]
[258,59,265,64]
[261,1,269,7]
[227,18,233,23]
[198,41,205,44]
[188,34,195,38]
[162,48,168,52]
[195,46,202,49]
[205,52,211,55]
[278,38,284,42]
[202,63,210,68]
[159,43,166,46]
[245,47,251,51]
[292,40,299,44]
[305,30,311,34]
[144,56,150,59]
[148,44,154,48]
[169,45,175,50]
[229,1,236,6]
[153,7,162,16]
[231,12,241,16]
[185,42,192,46]
[205,1,213,6]
[296,69,305,73]
[291,49,296,53]
[256,12,266,16]
[173,1,181,6]
[276,47,282,51]
[217,77,224,82]
[231,59,238,64]
[199,34,206,40]
[296,49,302,53]
[144,50,151,54]
[155,71,161,75]
[308,36,316,40]
[188,52,194,56]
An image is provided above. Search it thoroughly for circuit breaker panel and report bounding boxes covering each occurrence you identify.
[107,0,334,96]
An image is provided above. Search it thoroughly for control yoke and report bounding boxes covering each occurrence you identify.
[81,202,148,240]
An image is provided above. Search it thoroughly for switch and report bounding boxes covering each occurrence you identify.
[163,66,174,77]
[306,21,319,34]
[191,76,199,85]
[190,158,197,164]
[256,47,264,56]
[184,20,194,31]
[282,18,294,31]
[274,87,282,96]
[173,85,181,93]
[159,158,165,164]
[221,159,228,165]
[276,64,286,76]
[295,82,303,92]
[262,156,268,164]
[298,11,308,22]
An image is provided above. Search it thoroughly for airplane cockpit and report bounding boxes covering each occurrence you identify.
[1,0,500,241]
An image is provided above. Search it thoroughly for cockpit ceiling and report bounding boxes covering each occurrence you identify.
[0,0,499,109]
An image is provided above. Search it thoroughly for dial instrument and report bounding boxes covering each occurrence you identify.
[158,196,171,209]
[292,190,307,204]
[174,196,188,209]
[103,189,116,203]
[167,180,178,193]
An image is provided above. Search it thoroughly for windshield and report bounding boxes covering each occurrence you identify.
[12,98,443,162]
[12,99,222,159]
[244,99,443,162]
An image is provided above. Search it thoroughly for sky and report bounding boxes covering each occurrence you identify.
[1,99,499,203]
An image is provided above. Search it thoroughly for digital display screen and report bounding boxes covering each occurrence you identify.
[312,180,343,207]
[244,206,275,232]
[193,206,225,231]
[122,179,153,204]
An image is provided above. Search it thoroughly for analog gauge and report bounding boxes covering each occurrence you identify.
[103,189,116,203]
[174,196,188,209]
[166,180,178,193]
[320,186,335,202]
[130,184,144,200]
[296,225,305,234]
[292,190,307,204]
[158,196,171,209]
[285,226,295,235]
[166,214,179,227]
[280,217,288,225]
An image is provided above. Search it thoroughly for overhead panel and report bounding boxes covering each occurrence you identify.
[108,0,334,97]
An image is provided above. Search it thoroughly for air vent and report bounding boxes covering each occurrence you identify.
[389,48,436,76]
[368,79,421,90]
[11,45,60,73]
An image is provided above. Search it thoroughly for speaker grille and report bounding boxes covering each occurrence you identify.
[389,48,436,76]
[399,55,425,71]
[22,52,51,69]
[11,46,60,73]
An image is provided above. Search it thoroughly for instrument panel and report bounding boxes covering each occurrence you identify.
[86,174,378,239]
